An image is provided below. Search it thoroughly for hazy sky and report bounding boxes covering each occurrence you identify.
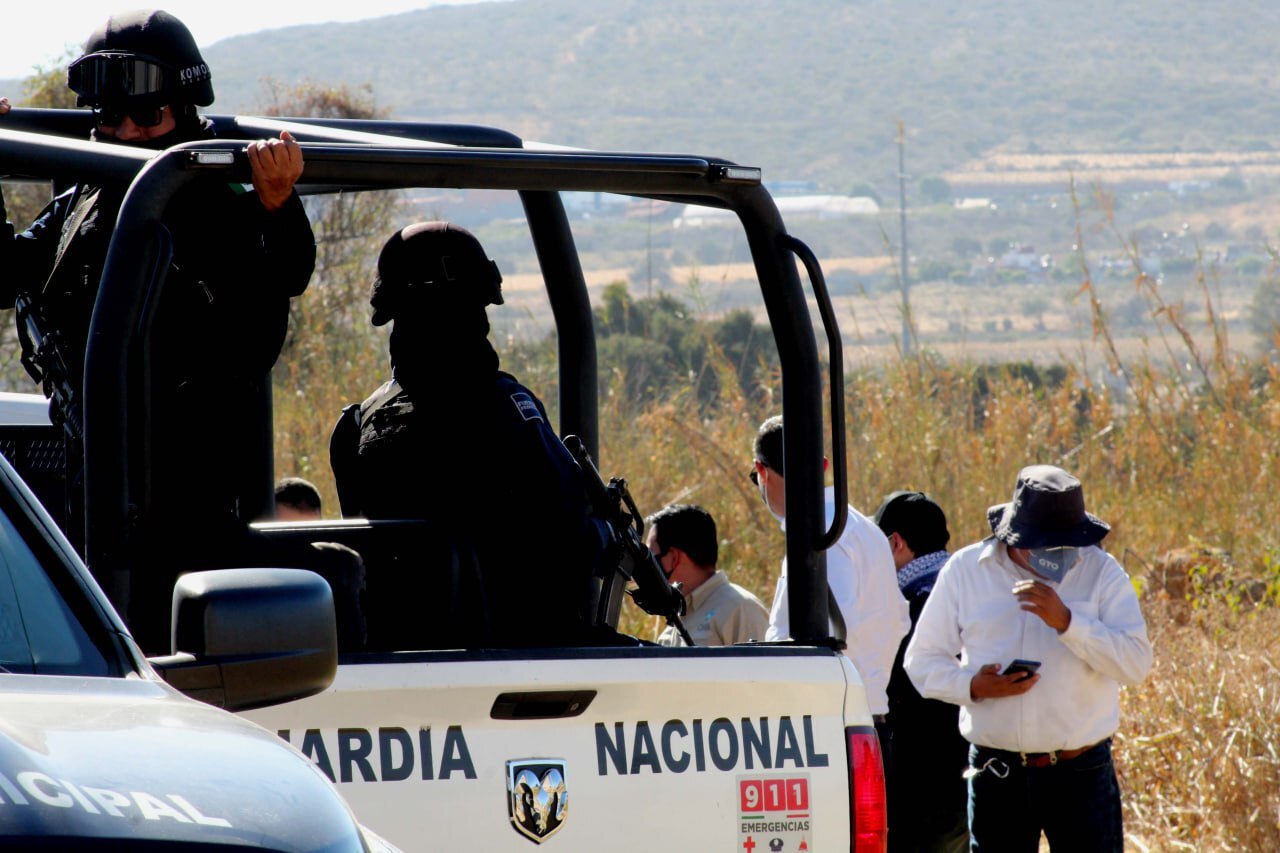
[3,2,495,80]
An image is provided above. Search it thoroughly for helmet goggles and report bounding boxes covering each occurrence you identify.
[67,52,170,105]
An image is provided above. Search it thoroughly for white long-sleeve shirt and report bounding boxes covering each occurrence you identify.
[904,538,1152,753]
[766,487,910,715]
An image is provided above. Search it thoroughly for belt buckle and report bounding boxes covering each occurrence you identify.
[1019,751,1057,768]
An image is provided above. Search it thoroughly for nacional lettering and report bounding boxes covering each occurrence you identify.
[595,716,830,776]
[278,726,477,784]
[0,771,231,827]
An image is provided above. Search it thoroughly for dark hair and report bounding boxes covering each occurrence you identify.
[647,504,718,568]
[873,491,950,556]
[753,415,785,476]
[276,477,322,514]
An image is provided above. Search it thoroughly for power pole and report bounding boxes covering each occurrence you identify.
[897,120,913,356]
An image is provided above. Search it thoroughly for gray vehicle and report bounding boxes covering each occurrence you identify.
[0,437,399,848]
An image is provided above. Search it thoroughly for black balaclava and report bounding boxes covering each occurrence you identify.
[390,299,499,396]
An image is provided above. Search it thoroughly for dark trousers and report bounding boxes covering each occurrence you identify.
[874,714,894,778]
[967,739,1122,853]
[887,719,969,853]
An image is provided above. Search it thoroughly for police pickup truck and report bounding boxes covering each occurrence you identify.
[0,110,887,852]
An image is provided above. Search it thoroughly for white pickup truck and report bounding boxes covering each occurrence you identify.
[0,110,887,852]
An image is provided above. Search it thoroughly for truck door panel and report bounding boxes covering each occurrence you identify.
[243,648,855,851]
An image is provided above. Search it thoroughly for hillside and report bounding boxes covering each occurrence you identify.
[186,0,1280,195]
[4,0,1279,368]
[6,1,1278,194]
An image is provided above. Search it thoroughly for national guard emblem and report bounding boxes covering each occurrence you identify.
[506,759,568,843]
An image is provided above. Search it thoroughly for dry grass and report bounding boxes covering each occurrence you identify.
[1119,596,1280,851]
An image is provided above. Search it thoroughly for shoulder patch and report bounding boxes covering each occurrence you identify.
[510,392,544,422]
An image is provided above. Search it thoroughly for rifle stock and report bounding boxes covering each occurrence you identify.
[564,434,693,646]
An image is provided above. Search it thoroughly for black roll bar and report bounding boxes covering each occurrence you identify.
[1,118,838,645]
[732,199,831,645]
[783,235,848,550]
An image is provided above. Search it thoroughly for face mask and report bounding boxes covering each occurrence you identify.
[761,488,784,524]
[1026,546,1080,582]
[754,465,785,523]
[654,551,674,580]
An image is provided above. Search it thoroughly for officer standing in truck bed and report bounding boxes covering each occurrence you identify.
[0,10,315,652]
[331,221,610,650]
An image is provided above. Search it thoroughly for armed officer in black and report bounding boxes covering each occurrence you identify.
[0,11,315,652]
[331,222,609,650]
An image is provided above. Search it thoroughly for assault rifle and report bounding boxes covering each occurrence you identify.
[15,292,84,441]
[563,435,694,647]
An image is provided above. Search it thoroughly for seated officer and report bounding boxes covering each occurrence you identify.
[330,222,610,650]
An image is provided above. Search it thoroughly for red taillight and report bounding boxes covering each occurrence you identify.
[846,725,888,853]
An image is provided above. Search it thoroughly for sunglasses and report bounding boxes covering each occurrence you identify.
[749,462,762,486]
[92,103,168,129]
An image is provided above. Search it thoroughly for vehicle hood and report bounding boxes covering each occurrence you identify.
[0,674,363,851]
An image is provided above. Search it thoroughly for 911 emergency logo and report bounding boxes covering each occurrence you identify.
[506,759,568,844]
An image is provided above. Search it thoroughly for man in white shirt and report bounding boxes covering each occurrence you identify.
[645,503,769,647]
[751,416,910,754]
[905,465,1152,853]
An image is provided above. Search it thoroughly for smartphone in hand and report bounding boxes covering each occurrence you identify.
[1002,659,1041,680]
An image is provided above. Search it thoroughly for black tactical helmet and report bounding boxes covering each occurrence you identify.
[370,222,504,326]
[67,10,214,108]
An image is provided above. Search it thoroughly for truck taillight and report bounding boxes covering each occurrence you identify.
[846,725,888,853]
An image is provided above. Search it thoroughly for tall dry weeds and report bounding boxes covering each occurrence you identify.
[1120,597,1280,851]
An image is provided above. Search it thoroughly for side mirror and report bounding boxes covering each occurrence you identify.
[150,568,337,712]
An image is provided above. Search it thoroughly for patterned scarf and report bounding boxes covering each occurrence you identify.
[897,549,950,596]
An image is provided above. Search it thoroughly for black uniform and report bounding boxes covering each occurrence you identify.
[333,365,610,650]
[330,221,609,650]
[0,120,314,501]
[0,121,316,652]
[886,552,970,853]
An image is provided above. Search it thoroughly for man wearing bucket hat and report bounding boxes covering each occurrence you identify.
[904,465,1151,852]
[330,221,611,650]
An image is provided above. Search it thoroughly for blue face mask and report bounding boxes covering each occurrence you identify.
[1026,546,1080,582]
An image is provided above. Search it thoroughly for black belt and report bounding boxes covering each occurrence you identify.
[976,738,1107,769]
